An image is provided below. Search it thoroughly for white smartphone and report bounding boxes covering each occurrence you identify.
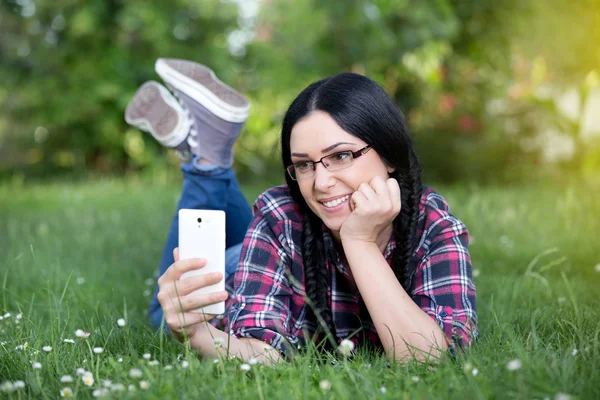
[178,209,226,315]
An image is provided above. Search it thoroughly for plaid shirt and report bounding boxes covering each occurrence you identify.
[213,185,478,356]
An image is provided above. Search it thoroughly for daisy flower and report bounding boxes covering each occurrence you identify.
[139,381,150,390]
[92,388,108,397]
[42,346,52,352]
[63,339,75,344]
[337,339,355,356]
[82,373,94,386]
[75,329,90,338]
[117,318,126,327]
[129,369,143,379]
[319,380,331,391]
[506,359,522,371]
[60,375,74,383]
[181,361,189,369]
[32,362,42,369]
[93,347,104,354]
[60,387,73,397]
[142,353,151,360]
[240,363,251,371]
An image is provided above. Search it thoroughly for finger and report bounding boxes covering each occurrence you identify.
[173,247,179,262]
[169,290,229,314]
[387,178,402,213]
[171,258,208,280]
[350,190,368,212]
[370,176,390,197]
[172,272,224,297]
[357,182,377,201]
[165,311,214,331]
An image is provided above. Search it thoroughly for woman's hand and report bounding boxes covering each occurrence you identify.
[156,247,229,343]
[339,176,401,244]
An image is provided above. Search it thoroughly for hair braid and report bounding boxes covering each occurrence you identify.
[392,150,422,288]
[301,209,336,343]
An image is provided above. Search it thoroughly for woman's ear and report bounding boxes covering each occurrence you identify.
[387,165,396,174]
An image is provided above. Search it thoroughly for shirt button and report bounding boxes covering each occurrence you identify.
[439,310,448,318]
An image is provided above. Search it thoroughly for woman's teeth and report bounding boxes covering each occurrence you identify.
[322,195,350,208]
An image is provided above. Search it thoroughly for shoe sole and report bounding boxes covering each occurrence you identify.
[124,81,192,148]
[155,59,250,123]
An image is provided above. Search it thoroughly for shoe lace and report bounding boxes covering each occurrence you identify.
[166,83,199,151]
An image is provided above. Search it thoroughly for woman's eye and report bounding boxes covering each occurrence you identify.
[296,162,312,172]
[332,152,350,162]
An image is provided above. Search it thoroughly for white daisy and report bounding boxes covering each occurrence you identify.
[506,359,522,371]
[32,362,42,369]
[129,368,143,379]
[13,381,25,389]
[60,375,74,383]
[139,381,150,390]
[92,388,108,397]
[63,339,75,344]
[240,363,251,371]
[117,318,126,327]
[337,339,355,356]
[93,347,104,354]
[75,329,90,338]
[82,373,94,386]
[110,383,125,392]
[181,361,189,368]
[60,387,73,397]
[319,380,331,391]
[142,353,151,359]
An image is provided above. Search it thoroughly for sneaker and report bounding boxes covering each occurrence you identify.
[124,81,193,155]
[155,58,250,168]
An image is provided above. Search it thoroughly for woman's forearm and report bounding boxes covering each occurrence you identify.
[342,240,448,362]
[190,323,283,364]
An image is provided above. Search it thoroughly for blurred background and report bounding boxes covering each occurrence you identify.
[1,0,599,185]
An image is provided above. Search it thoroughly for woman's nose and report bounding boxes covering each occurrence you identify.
[313,162,335,190]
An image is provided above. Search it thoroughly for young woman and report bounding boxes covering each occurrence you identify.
[126,58,478,364]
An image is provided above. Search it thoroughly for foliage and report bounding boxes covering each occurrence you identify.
[0,0,598,183]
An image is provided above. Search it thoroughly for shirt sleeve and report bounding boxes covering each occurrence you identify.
[220,204,299,358]
[410,211,478,351]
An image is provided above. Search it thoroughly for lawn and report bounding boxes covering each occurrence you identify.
[1,175,599,399]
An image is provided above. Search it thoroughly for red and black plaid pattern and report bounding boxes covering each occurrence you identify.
[212,185,478,356]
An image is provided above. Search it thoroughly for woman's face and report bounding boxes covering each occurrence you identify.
[289,110,393,234]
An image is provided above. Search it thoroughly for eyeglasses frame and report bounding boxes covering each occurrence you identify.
[286,145,372,181]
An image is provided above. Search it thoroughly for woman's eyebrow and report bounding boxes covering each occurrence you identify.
[291,142,356,158]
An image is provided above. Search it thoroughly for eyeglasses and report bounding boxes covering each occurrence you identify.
[286,145,372,181]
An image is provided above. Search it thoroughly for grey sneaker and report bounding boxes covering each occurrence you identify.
[124,81,193,156]
[155,58,250,168]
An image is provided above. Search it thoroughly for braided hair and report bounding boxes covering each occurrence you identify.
[281,73,422,341]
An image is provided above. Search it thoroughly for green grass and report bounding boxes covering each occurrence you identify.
[1,176,599,399]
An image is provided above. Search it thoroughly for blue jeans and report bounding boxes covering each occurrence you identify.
[149,159,253,329]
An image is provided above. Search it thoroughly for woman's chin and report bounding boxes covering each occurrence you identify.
[320,213,349,233]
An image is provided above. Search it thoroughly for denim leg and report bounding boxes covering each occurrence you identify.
[149,160,252,330]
